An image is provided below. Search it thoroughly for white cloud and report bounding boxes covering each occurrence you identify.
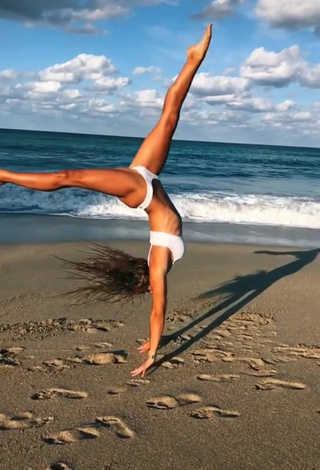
[192,0,243,21]
[61,89,82,100]
[88,98,117,114]
[262,110,315,128]
[191,73,250,96]
[227,97,274,112]
[39,54,117,84]
[241,45,302,87]
[241,45,320,89]
[256,0,320,35]
[276,100,295,112]
[205,94,239,105]
[0,52,130,120]
[133,66,162,79]
[94,76,131,92]
[133,89,164,108]
[0,0,174,34]
[0,69,20,80]
[225,97,295,114]
[1,48,319,146]
[70,4,128,22]
[299,64,320,88]
[30,81,63,94]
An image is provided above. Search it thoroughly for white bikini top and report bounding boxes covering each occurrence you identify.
[148,231,185,266]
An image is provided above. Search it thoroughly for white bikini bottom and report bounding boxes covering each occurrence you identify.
[148,231,185,266]
[131,166,158,210]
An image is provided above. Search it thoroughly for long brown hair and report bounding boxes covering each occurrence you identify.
[59,244,149,303]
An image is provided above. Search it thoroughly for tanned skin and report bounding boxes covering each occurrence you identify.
[0,25,212,376]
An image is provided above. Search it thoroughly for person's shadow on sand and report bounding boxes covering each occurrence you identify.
[151,248,319,372]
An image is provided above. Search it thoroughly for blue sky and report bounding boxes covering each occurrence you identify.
[0,0,319,146]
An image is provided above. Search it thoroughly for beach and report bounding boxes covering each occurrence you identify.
[1,241,319,470]
[1,2,319,468]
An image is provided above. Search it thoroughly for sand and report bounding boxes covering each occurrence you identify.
[0,241,319,470]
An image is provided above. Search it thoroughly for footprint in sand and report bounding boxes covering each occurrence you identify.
[43,359,70,371]
[272,345,320,360]
[84,351,127,365]
[70,319,123,333]
[264,356,298,364]
[147,393,201,410]
[0,411,53,430]
[255,378,306,390]
[167,311,191,323]
[46,463,73,470]
[28,365,47,372]
[42,351,127,370]
[31,388,88,400]
[241,370,278,377]
[190,406,240,420]
[94,342,114,349]
[197,374,239,383]
[44,427,99,445]
[161,357,185,369]
[192,349,234,363]
[0,347,24,367]
[107,386,127,396]
[242,357,267,370]
[126,378,150,387]
[107,379,150,395]
[96,416,134,439]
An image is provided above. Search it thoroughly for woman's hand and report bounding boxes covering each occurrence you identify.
[137,340,150,354]
[130,356,155,377]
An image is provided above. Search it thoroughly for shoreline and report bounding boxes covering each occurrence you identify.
[1,213,319,248]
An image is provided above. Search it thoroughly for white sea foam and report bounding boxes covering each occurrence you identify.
[0,187,319,229]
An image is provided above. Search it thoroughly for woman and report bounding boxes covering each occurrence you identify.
[0,25,212,376]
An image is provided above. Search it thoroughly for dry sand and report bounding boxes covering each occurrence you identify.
[0,241,319,470]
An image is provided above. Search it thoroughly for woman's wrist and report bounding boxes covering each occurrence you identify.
[148,352,156,360]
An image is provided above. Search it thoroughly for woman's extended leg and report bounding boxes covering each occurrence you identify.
[0,168,140,201]
[129,24,212,175]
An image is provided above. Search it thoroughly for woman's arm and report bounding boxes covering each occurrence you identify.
[148,265,167,358]
[130,246,171,377]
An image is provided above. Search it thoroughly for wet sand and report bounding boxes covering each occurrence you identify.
[0,241,319,470]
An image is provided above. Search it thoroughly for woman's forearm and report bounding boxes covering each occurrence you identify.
[149,309,165,357]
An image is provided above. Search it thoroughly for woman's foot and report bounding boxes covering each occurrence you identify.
[187,24,212,64]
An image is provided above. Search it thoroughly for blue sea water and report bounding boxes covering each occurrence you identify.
[0,128,319,247]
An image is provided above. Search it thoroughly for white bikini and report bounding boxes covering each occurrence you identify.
[132,166,185,266]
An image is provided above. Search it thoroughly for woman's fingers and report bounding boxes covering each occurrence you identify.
[131,366,143,377]
[131,358,154,377]
[137,341,150,354]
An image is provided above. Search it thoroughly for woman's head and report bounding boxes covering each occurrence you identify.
[61,244,150,303]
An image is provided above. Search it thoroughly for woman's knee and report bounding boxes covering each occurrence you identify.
[56,170,74,187]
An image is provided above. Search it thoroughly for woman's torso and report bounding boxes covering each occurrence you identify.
[145,179,182,235]
[120,167,182,236]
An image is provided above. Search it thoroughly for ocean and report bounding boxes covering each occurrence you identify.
[0,128,319,247]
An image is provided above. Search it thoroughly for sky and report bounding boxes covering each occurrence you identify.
[0,0,319,147]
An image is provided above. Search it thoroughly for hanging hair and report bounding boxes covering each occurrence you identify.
[59,244,150,303]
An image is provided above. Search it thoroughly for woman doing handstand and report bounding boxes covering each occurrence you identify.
[0,25,212,376]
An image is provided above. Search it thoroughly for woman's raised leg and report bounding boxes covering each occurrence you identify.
[130,24,212,175]
[0,168,138,200]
